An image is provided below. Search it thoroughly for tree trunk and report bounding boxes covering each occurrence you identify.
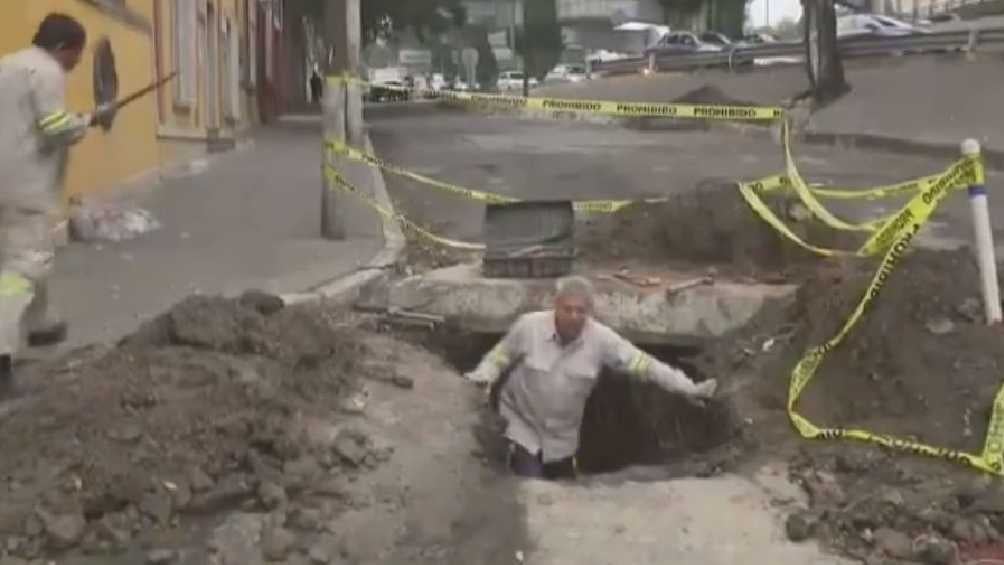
[803,0,849,103]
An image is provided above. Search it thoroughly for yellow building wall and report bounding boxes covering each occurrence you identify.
[154,0,260,138]
[0,0,167,198]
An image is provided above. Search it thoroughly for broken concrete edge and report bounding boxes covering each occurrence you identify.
[280,133,406,309]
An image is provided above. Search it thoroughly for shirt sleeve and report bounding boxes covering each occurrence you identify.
[471,314,530,384]
[598,326,697,395]
[28,66,89,148]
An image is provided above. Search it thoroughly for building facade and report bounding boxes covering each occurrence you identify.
[0,0,282,202]
[0,0,163,199]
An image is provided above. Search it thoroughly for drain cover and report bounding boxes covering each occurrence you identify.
[482,201,575,279]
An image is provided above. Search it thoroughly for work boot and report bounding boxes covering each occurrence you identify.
[0,354,12,392]
[27,320,68,347]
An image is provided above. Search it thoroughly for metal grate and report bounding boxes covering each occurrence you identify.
[482,201,576,279]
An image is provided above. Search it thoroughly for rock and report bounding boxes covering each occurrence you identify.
[282,457,323,490]
[187,467,215,493]
[107,422,143,443]
[146,548,178,564]
[96,511,132,546]
[188,475,253,514]
[289,508,323,532]
[925,317,956,335]
[239,290,284,316]
[0,557,29,565]
[36,508,86,550]
[207,513,265,565]
[957,297,983,323]
[878,488,904,508]
[257,482,287,511]
[802,470,846,507]
[140,490,174,525]
[391,375,414,389]
[913,535,956,565]
[950,518,989,545]
[785,512,815,542]
[873,528,912,559]
[307,534,338,564]
[167,480,192,511]
[261,526,296,561]
[333,431,370,467]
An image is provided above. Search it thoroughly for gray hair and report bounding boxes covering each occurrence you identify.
[555,276,595,304]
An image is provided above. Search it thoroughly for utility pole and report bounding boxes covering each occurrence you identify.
[321,0,362,239]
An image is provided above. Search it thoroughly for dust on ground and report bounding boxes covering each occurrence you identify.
[0,292,524,565]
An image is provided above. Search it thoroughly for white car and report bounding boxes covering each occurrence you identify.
[497,71,538,92]
[837,14,930,38]
[545,64,588,83]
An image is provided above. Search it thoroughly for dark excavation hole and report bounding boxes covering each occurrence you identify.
[420,327,741,475]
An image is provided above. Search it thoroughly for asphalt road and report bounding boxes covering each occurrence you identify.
[368,106,1002,251]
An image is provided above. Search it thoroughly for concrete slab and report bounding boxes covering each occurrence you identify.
[386,264,796,343]
[517,475,852,565]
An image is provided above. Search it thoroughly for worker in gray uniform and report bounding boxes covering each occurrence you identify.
[465,275,718,480]
[0,13,112,384]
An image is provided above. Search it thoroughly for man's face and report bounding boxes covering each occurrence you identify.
[554,293,591,344]
[54,46,84,72]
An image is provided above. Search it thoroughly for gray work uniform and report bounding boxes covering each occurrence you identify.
[473,311,698,463]
[0,46,90,356]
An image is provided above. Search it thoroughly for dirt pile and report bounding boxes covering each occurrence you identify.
[698,248,1004,563]
[0,293,404,563]
[577,180,860,277]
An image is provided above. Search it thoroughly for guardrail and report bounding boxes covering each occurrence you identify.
[590,27,1004,75]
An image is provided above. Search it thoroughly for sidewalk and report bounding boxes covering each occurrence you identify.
[48,117,382,351]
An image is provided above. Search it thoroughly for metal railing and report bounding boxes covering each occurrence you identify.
[590,27,1004,74]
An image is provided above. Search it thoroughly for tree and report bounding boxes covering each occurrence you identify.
[802,0,849,102]
[515,0,564,96]
[359,0,467,42]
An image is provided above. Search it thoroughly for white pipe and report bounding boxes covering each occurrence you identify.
[962,138,1002,324]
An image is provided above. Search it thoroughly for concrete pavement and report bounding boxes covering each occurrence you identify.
[47,117,381,352]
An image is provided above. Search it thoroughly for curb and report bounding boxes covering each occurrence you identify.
[280,133,406,308]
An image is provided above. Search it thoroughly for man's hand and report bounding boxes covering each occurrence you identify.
[90,103,115,128]
[686,378,718,408]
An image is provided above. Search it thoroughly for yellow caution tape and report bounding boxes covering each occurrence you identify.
[0,272,32,297]
[325,139,669,213]
[738,158,977,258]
[322,160,485,251]
[787,157,1004,475]
[327,74,784,121]
[757,171,947,201]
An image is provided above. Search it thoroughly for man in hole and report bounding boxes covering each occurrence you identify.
[465,276,718,480]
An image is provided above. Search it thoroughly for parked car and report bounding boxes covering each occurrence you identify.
[836,14,930,39]
[699,31,734,47]
[366,80,410,102]
[545,64,588,83]
[740,32,780,45]
[497,71,538,92]
[643,31,724,57]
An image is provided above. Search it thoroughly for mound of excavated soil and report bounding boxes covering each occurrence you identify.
[780,249,1003,453]
[0,293,396,562]
[697,248,1004,563]
[576,179,861,277]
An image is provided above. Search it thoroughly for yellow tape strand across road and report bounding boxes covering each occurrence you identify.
[328,74,784,121]
[325,139,669,213]
[322,161,485,251]
[786,156,1004,476]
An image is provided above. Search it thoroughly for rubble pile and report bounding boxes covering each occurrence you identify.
[0,293,404,564]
